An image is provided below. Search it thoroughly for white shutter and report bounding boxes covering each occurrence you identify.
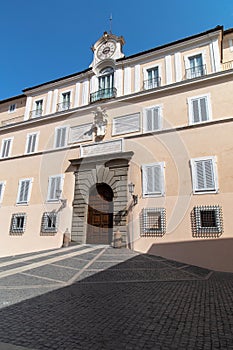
[142,163,164,196]
[17,179,32,203]
[69,124,92,143]
[192,99,200,123]
[1,139,11,158]
[113,113,140,135]
[192,158,217,192]
[191,96,209,124]
[47,175,63,201]
[55,127,67,148]
[0,182,5,203]
[200,97,208,121]
[26,134,37,153]
[145,107,160,132]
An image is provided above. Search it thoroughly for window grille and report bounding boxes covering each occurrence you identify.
[191,205,223,238]
[41,212,58,235]
[140,208,166,237]
[10,213,26,235]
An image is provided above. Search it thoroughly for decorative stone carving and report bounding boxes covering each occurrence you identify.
[92,106,108,141]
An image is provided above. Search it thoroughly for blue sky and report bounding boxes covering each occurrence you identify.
[0,0,233,100]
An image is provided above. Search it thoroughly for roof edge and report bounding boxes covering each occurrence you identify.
[117,25,223,62]
[23,67,91,93]
[22,25,224,93]
[0,93,26,104]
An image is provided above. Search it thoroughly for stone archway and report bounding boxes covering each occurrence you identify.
[86,183,113,244]
[69,151,134,245]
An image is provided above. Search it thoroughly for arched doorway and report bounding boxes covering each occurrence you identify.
[87,183,113,244]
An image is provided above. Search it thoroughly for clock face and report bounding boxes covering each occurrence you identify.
[97,41,116,60]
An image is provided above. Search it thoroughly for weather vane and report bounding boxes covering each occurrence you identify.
[109,14,112,34]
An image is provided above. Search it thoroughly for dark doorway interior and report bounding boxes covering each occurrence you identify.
[87,183,113,244]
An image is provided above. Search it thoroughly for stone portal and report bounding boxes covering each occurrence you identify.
[70,151,133,245]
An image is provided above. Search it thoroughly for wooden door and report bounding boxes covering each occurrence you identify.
[87,184,113,244]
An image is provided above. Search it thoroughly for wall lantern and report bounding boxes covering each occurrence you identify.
[128,182,138,206]
[56,189,67,209]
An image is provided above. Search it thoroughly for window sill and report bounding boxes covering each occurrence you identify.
[16,202,29,206]
[46,200,60,203]
[193,190,218,195]
[142,194,164,198]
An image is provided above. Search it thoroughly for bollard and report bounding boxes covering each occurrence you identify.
[113,230,122,248]
[63,228,70,247]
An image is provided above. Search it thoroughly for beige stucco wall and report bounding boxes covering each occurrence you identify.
[0,97,26,125]
[0,29,232,263]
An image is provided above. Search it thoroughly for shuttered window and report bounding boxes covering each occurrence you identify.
[1,138,13,158]
[189,96,210,124]
[54,127,67,148]
[142,162,165,197]
[25,133,38,154]
[47,175,64,201]
[17,179,33,204]
[112,113,140,135]
[69,124,93,143]
[0,181,5,203]
[191,157,218,193]
[144,106,161,132]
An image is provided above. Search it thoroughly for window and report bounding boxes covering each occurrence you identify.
[143,106,162,132]
[140,208,166,236]
[188,95,211,124]
[90,67,116,103]
[1,138,13,158]
[58,92,71,111]
[69,124,93,143]
[142,162,165,197]
[0,181,6,204]
[192,205,223,238]
[187,54,205,79]
[144,67,160,89]
[10,213,26,234]
[17,178,33,204]
[8,104,16,113]
[25,133,38,154]
[54,126,68,148]
[33,100,43,117]
[112,113,140,136]
[190,157,218,193]
[99,67,114,91]
[41,212,58,234]
[47,175,64,202]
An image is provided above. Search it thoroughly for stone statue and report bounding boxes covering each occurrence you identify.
[92,107,108,139]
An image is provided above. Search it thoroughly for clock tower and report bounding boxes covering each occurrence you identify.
[90,32,125,71]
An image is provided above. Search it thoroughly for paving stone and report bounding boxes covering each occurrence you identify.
[0,246,231,349]
[25,264,78,282]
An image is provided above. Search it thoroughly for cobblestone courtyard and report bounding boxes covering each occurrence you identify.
[0,245,232,349]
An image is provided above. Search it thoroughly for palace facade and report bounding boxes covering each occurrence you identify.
[1,25,233,271]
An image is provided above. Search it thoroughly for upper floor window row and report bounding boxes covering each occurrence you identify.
[8,104,16,113]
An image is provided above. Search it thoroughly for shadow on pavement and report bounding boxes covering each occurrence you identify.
[0,252,232,350]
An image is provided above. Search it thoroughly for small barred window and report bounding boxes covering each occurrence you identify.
[191,205,223,238]
[10,213,26,235]
[41,212,58,235]
[140,208,166,237]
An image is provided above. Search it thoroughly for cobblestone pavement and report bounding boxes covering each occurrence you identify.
[0,244,232,349]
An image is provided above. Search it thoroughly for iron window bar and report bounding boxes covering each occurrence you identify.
[186,64,206,79]
[143,77,161,90]
[90,87,117,103]
[30,109,43,118]
[57,102,71,112]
